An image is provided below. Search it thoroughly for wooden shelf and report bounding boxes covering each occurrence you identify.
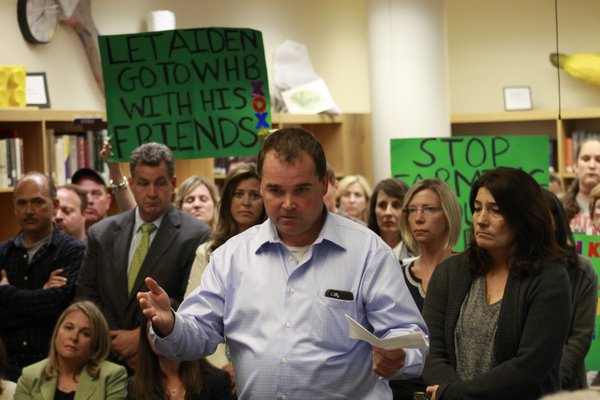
[269,113,372,184]
[0,110,371,241]
[451,109,600,188]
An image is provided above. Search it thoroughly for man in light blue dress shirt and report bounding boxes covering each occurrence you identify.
[138,128,428,399]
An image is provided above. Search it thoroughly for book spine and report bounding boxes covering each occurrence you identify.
[0,139,8,188]
[55,137,66,186]
[69,134,78,178]
[14,138,23,181]
[77,135,86,169]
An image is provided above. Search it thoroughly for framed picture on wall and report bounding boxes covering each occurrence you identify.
[26,72,50,108]
[503,86,532,111]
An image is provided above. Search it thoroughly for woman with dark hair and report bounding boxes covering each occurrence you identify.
[129,318,233,400]
[544,189,597,390]
[367,178,410,261]
[15,301,127,399]
[0,338,16,400]
[423,167,572,400]
[184,164,266,394]
[562,139,600,234]
[185,164,266,297]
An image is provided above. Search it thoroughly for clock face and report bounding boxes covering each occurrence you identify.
[18,0,60,44]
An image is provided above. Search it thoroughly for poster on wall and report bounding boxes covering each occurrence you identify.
[98,27,271,162]
[390,136,549,250]
[574,234,600,371]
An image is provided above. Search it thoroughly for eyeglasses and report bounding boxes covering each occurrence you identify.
[403,206,442,216]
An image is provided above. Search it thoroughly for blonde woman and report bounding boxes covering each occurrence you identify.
[174,176,220,228]
[15,301,127,400]
[588,182,600,234]
[390,179,461,399]
[337,174,372,224]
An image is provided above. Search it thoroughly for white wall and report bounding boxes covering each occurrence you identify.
[2,0,600,114]
[447,0,600,113]
[0,0,370,112]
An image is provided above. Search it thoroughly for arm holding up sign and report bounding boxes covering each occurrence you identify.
[101,138,136,212]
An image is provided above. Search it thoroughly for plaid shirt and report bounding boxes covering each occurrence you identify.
[0,224,85,370]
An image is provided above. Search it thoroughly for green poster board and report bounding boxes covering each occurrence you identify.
[574,234,600,371]
[390,136,549,250]
[99,28,271,161]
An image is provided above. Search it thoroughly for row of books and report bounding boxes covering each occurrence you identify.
[0,136,24,188]
[564,130,600,173]
[48,129,109,186]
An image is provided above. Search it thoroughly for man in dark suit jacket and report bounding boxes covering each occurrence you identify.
[76,142,210,369]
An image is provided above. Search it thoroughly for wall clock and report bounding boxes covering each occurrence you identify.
[18,0,60,44]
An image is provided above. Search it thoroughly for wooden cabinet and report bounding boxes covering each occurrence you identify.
[451,109,600,189]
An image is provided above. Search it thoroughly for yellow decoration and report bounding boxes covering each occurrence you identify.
[0,66,27,107]
[550,53,600,86]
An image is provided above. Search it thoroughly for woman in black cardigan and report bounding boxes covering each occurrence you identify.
[423,167,572,400]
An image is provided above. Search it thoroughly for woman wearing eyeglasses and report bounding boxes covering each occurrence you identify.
[389,179,461,399]
[423,167,571,400]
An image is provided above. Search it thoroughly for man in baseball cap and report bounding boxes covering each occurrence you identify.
[71,168,112,231]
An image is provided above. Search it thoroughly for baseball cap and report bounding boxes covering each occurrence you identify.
[71,168,107,187]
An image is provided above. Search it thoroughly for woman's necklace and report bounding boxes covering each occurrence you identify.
[57,373,79,393]
[166,381,186,399]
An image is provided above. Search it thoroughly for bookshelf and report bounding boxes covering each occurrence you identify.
[0,110,371,241]
[450,109,600,189]
[0,108,214,241]
[270,113,373,184]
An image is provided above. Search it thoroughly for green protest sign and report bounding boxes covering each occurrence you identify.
[574,234,600,371]
[390,136,549,249]
[99,28,271,161]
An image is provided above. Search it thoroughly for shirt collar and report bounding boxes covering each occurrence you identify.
[253,208,346,253]
[133,207,165,233]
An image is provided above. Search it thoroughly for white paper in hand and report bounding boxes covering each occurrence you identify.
[345,314,428,350]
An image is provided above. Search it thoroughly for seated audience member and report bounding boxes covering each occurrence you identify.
[323,164,339,213]
[337,174,372,224]
[76,143,211,370]
[0,172,85,381]
[15,301,127,399]
[390,178,461,399]
[423,167,572,400]
[55,184,88,241]
[588,182,600,233]
[71,168,113,231]
[367,178,410,261]
[562,139,600,234]
[128,315,233,400]
[0,338,16,400]
[544,189,598,390]
[174,176,219,228]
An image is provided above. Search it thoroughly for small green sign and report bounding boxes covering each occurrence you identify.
[99,28,271,161]
[574,234,600,371]
[390,136,549,250]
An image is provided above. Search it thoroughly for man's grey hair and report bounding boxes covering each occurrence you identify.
[129,143,175,179]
